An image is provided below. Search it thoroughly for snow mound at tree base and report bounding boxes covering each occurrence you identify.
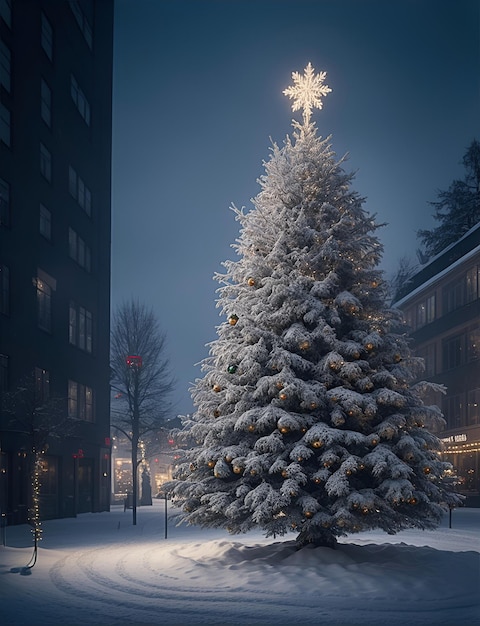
[169,538,478,609]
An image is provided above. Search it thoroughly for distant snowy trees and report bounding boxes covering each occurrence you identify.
[110,299,174,524]
[168,65,460,548]
[418,139,480,259]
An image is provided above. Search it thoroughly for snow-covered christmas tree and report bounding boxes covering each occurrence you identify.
[170,63,461,547]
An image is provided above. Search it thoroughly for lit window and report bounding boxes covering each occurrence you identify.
[39,204,51,240]
[40,143,52,182]
[0,103,10,147]
[41,79,52,127]
[41,12,53,61]
[0,38,11,92]
[0,177,10,227]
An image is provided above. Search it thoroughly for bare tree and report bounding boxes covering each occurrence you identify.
[389,255,418,304]
[110,299,174,524]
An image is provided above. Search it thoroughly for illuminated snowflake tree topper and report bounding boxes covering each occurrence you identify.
[283,62,332,125]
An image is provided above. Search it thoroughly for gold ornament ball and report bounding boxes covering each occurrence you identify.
[423,467,431,474]
[279,425,290,434]
[312,440,323,449]
[345,469,352,476]
[228,314,239,326]
[276,381,284,389]
[314,477,322,484]
[281,469,288,478]
[365,343,374,351]
[297,456,304,463]
[304,511,314,519]
[247,424,255,432]
[247,277,256,287]
[233,466,243,474]
[371,438,379,446]
[299,340,310,351]
[409,497,418,505]
[279,392,287,401]
[213,384,221,393]
[225,455,233,463]
[207,460,215,468]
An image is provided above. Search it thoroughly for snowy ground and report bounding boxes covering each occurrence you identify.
[1,501,478,626]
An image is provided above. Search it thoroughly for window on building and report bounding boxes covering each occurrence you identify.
[467,325,480,362]
[426,294,436,323]
[403,306,414,330]
[37,278,52,332]
[69,1,93,49]
[0,102,10,147]
[41,12,53,61]
[0,264,9,315]
[69,301,93,353]
[68,227,91,272]
[0,0,11,28]
[40,143,52,182]
[417,343,436,377]
[467,388,480,426]
[443,393,465,429]
[442,333,464,371]
[68,166,92,216]
[68,379,94,422]
[0,353,8,395]
[0,38,11,92]
[70,75,90,126]
[39,204,51,240]
[0,177,10,227]
[466,266,479,303]
[443,278,465,315]
[41,79,52,128]
[416,301,426,328]
[34,367,50,404]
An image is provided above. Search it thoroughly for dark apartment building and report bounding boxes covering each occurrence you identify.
[394,225,480,503]
[0,0,114,524]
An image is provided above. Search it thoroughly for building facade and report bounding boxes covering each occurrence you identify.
[394,225,480,503]
[0,0,114,524]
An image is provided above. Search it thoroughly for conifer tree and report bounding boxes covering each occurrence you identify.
[170,63,460,547]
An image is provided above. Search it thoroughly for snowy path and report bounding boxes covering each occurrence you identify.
[1,503,479,625]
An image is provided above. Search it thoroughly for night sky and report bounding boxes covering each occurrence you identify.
[111,0,480,417]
